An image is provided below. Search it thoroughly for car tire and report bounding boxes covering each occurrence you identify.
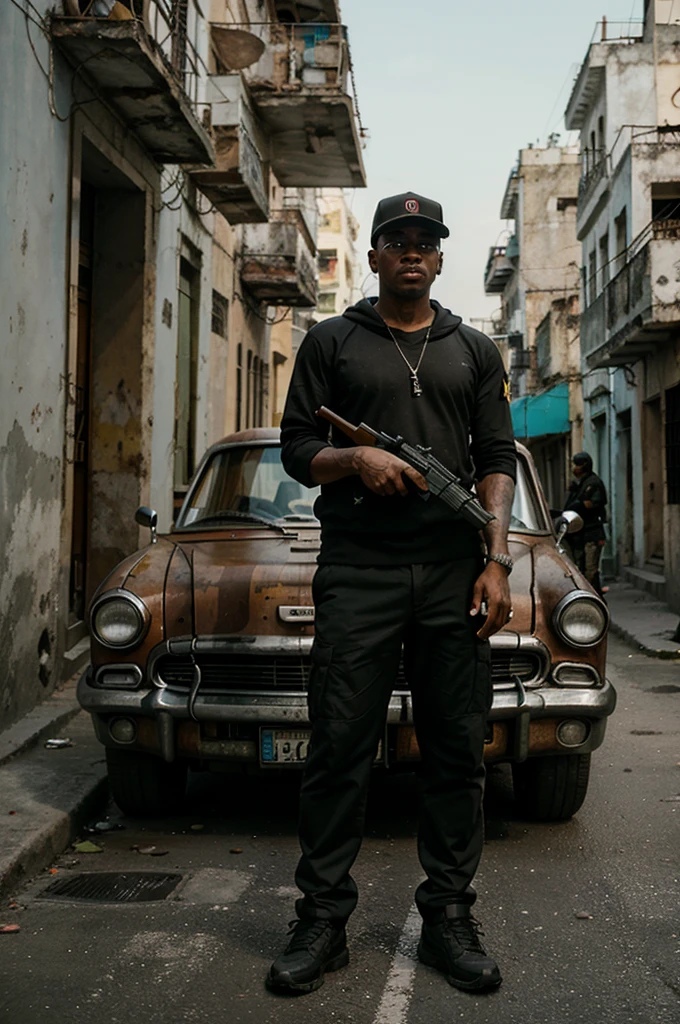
[106,748,188,817]
[512,753,591,822]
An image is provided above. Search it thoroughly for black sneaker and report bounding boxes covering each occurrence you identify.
[418,906,502,992]
[266,918,349,994]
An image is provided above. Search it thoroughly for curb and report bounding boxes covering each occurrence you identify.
[0,710,109,900]
[608,619,680,661]
[0,669,85,767]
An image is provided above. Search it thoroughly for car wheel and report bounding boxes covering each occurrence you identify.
[512,753,591,822]
[106,748,188,817]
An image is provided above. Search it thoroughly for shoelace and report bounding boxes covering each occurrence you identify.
[443,915,487,955]
[285,919,334,954]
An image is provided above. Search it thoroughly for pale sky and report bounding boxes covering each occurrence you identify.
[340,0,645,323]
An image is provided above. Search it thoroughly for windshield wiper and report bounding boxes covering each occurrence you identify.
[278,514,319,522]
[181,510,286,531]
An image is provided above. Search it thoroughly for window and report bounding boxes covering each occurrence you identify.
[556,197,578,211]
[174,257,199,491]
[588,250,597,304]
[614,207,627,272]
[599,233,610,290]
[236,343,243,431]
[318,249,338,286]
[666,383,680,505]
[246,349,253,428]
[211,290,229,338]
[317,292,337,314]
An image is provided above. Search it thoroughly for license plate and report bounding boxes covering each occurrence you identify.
[260,729,384,767]
[260,729,311,766]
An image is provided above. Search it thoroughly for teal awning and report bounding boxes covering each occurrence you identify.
[511,381,570,439]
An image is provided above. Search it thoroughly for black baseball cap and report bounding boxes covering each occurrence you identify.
[371,191,450,248]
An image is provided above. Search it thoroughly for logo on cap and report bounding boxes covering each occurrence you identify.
[405,199,420,213]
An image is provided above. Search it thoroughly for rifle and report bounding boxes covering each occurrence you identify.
[316,406,495,531]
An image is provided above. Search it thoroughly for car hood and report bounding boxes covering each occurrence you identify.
[92,529,565,659]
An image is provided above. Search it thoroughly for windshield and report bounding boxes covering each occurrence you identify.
[176,445,548,533]
[176,445,320,527]
[509,455,548,532]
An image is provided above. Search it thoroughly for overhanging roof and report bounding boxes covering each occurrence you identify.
[511,382,570,439]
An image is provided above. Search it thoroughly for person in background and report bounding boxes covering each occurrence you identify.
[563,451,607,596]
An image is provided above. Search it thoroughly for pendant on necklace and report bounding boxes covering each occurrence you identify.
[411,374,423,398]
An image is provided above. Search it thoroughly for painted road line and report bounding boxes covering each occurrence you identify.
[373,903,421,1024]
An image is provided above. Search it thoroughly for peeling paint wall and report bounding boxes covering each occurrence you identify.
[0,2,72,726]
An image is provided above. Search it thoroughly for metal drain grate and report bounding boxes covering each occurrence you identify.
[39,872,183,903]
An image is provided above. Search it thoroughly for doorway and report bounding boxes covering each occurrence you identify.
[67,139,147,637]
[643,396,664,562]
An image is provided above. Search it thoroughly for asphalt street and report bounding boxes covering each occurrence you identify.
[1,634,678,1024]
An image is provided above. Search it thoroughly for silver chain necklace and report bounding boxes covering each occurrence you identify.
[385,320,434,398]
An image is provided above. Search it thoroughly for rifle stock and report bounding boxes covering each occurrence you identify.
[316,406,378,447]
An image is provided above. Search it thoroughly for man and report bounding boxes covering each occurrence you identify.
[563,451,607,596]
[269,192,516,996]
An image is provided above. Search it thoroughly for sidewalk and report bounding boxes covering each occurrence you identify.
[605,579,680,659]
[0,673,109,899]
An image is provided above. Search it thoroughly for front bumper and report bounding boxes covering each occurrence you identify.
[78,664,616,765]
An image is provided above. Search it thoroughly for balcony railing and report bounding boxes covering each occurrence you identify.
[589,19,644,44]
[578,155,608,209]
[51,0,213,163]
[241,219,317,308]
[209,21,366,187]
[653,218,680,240]
[189,74,268,222]
[484,246,515,295]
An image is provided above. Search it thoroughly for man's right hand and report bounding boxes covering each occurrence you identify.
[351,447,428,497]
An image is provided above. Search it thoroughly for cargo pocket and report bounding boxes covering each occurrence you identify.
[307,640,333,722]
[469,639,493,714]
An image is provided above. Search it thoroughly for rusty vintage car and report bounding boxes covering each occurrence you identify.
[78,428,615,821]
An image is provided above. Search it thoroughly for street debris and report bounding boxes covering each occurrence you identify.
[575,911,593,920]
[85,820,125,834]
[135,845,170,856]
[230,848,243,855]
[0,924,20,934]
[73,841,103,854]
[630,730,662,736]
[8,810,16,816]
[45,738,73,749]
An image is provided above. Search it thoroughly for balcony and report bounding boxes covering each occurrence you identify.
[241,200,317,307]
[484,246,515,295]
[579,232,680,368]
[213,21,366,188]
[50,2,213,164]
[189,75,269,223]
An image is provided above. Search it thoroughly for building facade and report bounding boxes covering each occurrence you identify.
[565,1,680,602]
[484,145,583,508]
[1,0,365,728]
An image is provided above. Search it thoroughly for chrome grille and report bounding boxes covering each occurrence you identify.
[155,649,543,694]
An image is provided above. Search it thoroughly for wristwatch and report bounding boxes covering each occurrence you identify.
[487,553,514,575]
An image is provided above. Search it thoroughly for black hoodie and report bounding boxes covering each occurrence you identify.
[281,298,516,565]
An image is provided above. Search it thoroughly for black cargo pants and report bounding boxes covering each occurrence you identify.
[295,557,492,925]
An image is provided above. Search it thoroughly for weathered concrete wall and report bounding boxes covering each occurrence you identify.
[0,3,72,727]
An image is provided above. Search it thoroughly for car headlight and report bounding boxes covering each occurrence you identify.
[91,591,149,649]
[553,592,608,648]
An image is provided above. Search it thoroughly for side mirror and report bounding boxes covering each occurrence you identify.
[135,506,158,544]
[553,510,583,550]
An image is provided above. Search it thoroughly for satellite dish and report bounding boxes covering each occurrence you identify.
[211,27,266,71]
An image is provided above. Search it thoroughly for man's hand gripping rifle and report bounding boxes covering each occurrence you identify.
[316,407,495,531]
